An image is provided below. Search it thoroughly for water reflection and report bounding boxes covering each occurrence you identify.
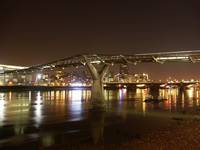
[1,88,200,125]
[0,87,200,147]
[41,133,55,147]
[68,90,83,121]
[34,92,43,127]
[0,93,6,126]
[89,105,105,144]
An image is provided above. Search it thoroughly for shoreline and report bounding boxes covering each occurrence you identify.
[44,118,200,150]
[1,111,200,149]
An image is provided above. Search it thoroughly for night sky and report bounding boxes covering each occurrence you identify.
[1,0,200,79]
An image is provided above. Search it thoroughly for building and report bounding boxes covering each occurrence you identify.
[134,73,149,83]
[0,64,28,85]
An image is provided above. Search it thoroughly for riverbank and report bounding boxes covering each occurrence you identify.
[45,119,200,150]
[1,112,200,150]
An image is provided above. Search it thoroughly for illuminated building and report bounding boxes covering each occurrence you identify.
[0,64,28,85]
[119,64,129,82]
[134,73,149,83]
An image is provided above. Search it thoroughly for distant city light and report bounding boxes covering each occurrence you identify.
[37,74,42,80]
[69,82,83,87]
[136,84,146,88]
[160,84,167,88]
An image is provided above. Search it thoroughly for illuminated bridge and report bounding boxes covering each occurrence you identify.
[1,50,200,100]
[2,50,200,73]
[0,64,27,73]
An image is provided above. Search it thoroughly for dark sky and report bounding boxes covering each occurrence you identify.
[1,0,200,79]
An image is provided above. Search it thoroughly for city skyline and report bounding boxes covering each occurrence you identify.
[1,1,200,148]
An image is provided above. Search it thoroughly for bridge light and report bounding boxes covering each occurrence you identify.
[157,56,189,60]
[136,84,146,88]
[91,60,101,64]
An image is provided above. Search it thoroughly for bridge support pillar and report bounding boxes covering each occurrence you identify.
[149,84,160,99]
[84,56,110,104]
[178,84,185,94]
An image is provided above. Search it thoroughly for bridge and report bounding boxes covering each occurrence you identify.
[1,50,200,101]
[0,64,28,86]
[0,64,27,73]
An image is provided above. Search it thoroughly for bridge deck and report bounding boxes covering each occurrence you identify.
[2,50,200,74]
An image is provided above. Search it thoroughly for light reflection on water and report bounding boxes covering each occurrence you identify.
[34,92,43,127]
[0,88,200,125]
[1,87,200,148]
[0,93,5,126]
[68,90,83,121]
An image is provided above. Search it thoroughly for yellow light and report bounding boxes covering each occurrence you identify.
[8,81,13,85]
[187,89,194,98]
[136,84,146,88]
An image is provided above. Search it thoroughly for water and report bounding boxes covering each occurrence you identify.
[0,87,200,149]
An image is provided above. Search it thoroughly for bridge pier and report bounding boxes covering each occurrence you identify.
[84,56,110,104]
[178,85,185,95]
[149,84,160,99]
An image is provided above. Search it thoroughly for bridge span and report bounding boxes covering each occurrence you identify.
[1,50,200,101]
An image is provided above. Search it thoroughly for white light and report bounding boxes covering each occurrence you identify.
[91,60,101,64]
[68,90,83,121]
[37,74,42,80]
[119,88,127,100]
[157,56,189,60]
[34,92,43,127]
[0,93,6,126]
[0,64,28,70]
[69,82,83,87]
[71,90,82,101]
[136,84,146,88]
[119,89,123,100]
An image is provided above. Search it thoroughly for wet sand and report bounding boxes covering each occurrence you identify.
[1,114,200,150]
[42,119,200,150]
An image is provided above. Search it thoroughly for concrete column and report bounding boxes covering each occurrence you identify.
[83,56,110,104]
[178,84,185,95]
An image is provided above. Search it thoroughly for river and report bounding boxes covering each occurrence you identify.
[0,87,200,149]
